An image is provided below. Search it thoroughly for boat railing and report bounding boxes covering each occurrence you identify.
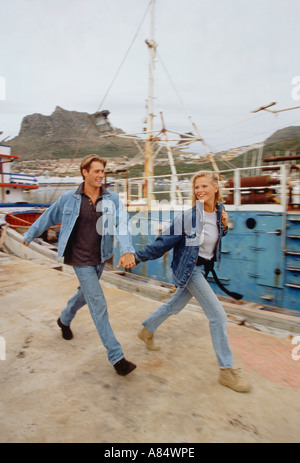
[111,163,300,211]
[222,164,299,210]
[0,171,38,186]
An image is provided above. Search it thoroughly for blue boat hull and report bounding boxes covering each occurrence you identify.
[114,209,300,313]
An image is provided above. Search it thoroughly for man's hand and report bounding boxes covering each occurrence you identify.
[117,253,136,269]
[22,241,29,247]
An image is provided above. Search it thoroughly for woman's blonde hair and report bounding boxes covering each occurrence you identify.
[191,170,223,207]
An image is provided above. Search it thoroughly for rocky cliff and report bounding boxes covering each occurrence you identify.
[8,106,300,162]
[9,106,142,160]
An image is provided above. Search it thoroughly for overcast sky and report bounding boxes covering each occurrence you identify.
[1,0,300,153]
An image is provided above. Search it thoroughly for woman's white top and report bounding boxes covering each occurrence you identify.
[198,210,218,260]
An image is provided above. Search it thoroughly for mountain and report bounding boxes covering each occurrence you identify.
[8,106,300,165]
[264,126,300,145]
[9,106,144,160]
[263,126,300,154]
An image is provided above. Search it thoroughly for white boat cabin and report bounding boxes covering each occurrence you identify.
[0,144,38,203]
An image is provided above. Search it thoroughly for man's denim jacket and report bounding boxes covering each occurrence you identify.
[135,202,228,288]
[23,186,135,263]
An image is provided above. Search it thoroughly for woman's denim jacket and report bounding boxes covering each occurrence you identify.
[135,202,228,288]
[23,185,135,263]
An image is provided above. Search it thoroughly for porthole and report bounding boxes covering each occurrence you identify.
[246,218,256,229]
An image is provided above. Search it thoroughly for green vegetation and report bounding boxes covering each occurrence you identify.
[10,106,300,177]
[264,136,300,155]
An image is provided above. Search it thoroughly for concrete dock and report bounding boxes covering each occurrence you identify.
[0,252,299,443]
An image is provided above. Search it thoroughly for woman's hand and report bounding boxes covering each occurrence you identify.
[221,210,228,228]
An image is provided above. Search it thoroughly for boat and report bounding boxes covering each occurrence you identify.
[0,142,57,260]
[1,0,300,316]
[96,0,300,314]
[112,162,300,314]
[0,142,52,211]
[5,210,60,242]
[0,143,38,205]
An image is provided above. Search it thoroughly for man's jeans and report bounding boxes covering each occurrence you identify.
[143,265,233,368]
[60,264,124,365]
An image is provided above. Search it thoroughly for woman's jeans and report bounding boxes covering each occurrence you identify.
[60,264,124,365]
[143,265,233,368]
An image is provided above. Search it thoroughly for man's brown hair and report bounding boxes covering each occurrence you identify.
[80,154,107,179]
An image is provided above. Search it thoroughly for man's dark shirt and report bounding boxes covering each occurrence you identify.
[64,183,104,266]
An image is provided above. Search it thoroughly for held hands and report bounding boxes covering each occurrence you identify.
[117,253,136,269]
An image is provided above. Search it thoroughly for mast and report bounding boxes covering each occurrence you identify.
[159,108,183,204]
[144,0,156,204]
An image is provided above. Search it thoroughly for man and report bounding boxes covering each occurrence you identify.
[23,154,136,376]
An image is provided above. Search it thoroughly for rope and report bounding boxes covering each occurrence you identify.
[96,0,152,112]
[156,51,192,120]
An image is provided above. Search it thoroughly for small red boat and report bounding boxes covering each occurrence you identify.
[5,210,60,243]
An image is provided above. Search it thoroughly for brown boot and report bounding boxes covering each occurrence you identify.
[138,327,160,351]
[57,318,73,340]
[219,368,251,393]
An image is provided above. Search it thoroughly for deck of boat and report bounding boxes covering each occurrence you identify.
[0,252,299,443]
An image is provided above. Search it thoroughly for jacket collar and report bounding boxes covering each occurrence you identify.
[75,182,110,196]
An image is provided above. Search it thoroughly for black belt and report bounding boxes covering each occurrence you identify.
[196,256,243,300]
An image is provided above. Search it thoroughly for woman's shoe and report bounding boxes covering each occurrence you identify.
[219,368,251,392]
[138,327,160,351]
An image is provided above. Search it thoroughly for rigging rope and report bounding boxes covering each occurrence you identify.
[156,51,192,121]
[96,0,152,112]
[49,0,152,202]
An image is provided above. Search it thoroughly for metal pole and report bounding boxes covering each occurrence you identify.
[190,119,219,172]
[159,108,183,204]
[280,164,287,211]
[144,0,156,205]
[234,169,241,206]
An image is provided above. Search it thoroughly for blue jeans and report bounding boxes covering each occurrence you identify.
[143,265,233,368]
[60,264,124,365]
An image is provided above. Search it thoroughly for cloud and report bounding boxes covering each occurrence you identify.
[1,0,300,151]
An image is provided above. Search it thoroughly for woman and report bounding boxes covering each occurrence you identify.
[133,170,250,393]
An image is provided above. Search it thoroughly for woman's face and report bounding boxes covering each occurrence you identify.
[194,176,218,207]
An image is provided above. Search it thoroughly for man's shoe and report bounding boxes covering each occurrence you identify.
[219,368,251,393]
[138,327,160,351]
[57,318,73,340]
[114,358,136,376]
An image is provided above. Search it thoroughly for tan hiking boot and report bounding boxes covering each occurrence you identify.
[219,368,251,393]
[138,327,160,351]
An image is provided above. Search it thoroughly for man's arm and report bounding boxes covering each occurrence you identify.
[113,196,135,255]
[23,197,63,245]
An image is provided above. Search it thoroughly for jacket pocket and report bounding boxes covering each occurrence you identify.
[62,209,72,216]
[61,209,73,229]
[185,232,202,247]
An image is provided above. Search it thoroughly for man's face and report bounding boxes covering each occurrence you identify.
[82,161,105,189]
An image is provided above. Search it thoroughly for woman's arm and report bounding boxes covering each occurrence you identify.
[135,217,183,263]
